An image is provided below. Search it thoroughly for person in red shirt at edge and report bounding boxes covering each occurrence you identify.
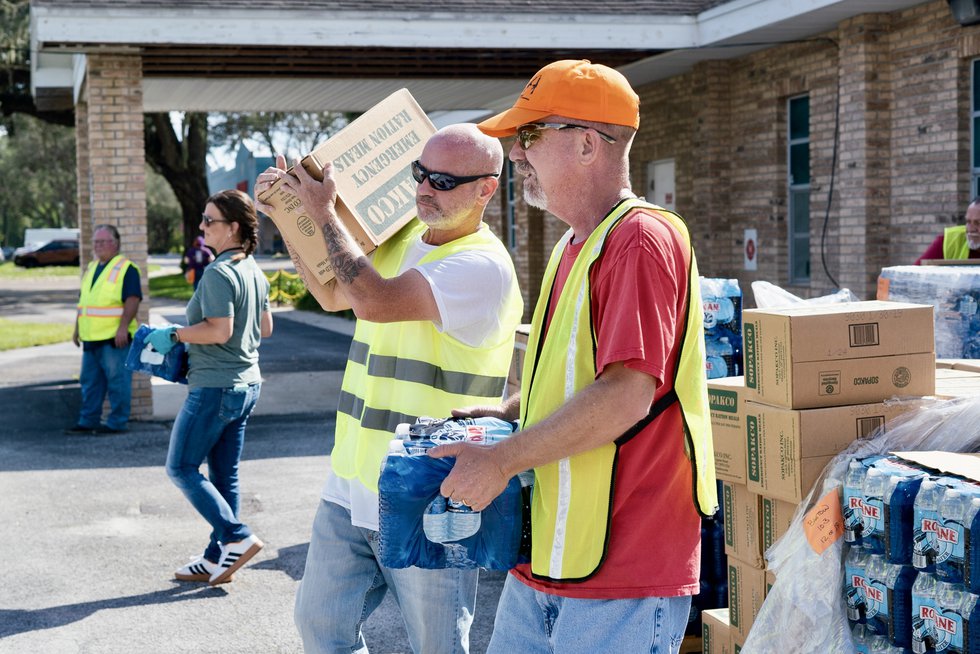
[430,60,718,654]
[915,197,980,264]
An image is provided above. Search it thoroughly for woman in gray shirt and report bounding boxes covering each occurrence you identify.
[147,189,273,585]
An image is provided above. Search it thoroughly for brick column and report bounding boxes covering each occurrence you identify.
[836,14,893,299]
[689,60,734,273]
[80,53,153,420]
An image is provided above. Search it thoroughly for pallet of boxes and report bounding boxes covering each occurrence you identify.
[703,300,936,653]
[257,89,435,308]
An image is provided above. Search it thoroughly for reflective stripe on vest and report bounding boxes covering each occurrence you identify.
[944,225,970,260]
[77,255,138,342]
[520,198,718,582]
[330,219,524,491]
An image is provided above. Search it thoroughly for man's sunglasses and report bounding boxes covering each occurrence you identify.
[516,123,617,150]
[411,160,499,192]
[201,213,230,227]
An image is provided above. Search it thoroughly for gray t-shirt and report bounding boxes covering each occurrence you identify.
[185,251,270,387]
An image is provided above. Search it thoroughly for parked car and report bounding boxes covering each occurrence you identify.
[13,240,80,267]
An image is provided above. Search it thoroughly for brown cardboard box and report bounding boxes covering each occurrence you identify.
[760,496,797,554]
[727,554,767,644]
[506,325,530,398]
[722,481,763,568]
[708,377,747,484]
[765,569,776,595]
[745,399,924,503]
[257,89,435,289]
[742,301,935,408]
[701,608,732,654]
[950,360,980,373]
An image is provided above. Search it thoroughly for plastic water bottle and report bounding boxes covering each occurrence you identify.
[705,335,733,380]
[846,545,872,625]
[422,495,449,543]
[938,489,970,584]
[846,459,872,546]
[700,516,726,584]
[865,554,917,648]
[853,622,871,654]
[869,640,912,653]
[864,464,925,564]
[934,581,980,654]
[914,479,947,573]
[911,571,938,654]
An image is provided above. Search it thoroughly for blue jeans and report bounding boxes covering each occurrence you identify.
[78,342,132,430]
[487,574,691,654]
[166,383,260,562]
[294,499,477,654]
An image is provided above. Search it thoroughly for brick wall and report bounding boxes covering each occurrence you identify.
[617,0,977,306]
[78,53,153,420]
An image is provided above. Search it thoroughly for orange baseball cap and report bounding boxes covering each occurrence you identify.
[478,59,640,137]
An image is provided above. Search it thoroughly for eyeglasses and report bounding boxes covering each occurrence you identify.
[516,123,617,150]
[411,160,499,192]
[201,213,230,227]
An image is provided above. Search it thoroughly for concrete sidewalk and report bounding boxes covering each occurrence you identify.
[0,303,504,654]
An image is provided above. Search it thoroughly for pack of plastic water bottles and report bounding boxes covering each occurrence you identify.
[124,323,188,384]
[743,397,980,654]
[878,265,980,359]
[700,278,743,379]
[377,417,530,571]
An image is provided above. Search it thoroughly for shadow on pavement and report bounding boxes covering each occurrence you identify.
[0,585,229,639]
[250,542,309,581]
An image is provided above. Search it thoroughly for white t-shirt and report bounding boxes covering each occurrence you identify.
[320,231,518,530]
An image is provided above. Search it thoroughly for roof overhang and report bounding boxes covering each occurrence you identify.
[31,0,930,115]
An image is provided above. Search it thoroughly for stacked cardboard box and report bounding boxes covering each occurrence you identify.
[707,300,936,650]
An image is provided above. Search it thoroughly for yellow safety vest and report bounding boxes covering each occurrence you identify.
[331,219,524,491]
[943,225,971,259]
[521,198,717,582]
[77,254,138,342]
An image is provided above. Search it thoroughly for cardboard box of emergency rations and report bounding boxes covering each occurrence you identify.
[722,481,763,568]
[506,325,531,398]
[745,399,926,503]
[742,301,935,409]
[708,377,747,484]
[760,496,797,554]
[701,608,732,654]
[727,554,767,645]
[257,89,435,287]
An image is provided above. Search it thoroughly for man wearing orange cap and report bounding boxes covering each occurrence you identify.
[431,60,717,653]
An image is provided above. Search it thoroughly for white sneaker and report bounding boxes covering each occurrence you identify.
[209,534,263,586]
[175,555,223,583]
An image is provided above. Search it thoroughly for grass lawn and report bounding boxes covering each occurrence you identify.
[0,262,79,278]
[0,319,74,351]
[149,273,194,301]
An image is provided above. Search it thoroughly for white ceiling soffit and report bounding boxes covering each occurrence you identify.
[142,77,528,114]
[33,0,933,113]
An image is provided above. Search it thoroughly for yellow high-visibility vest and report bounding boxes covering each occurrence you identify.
[77,255,137,342]
[331,219,524,491]
[943,225,971,259]
[521,198,717,582]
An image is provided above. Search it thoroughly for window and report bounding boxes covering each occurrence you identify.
[788,95,810,283]
[506,160,517,252]
[972,60,980,196]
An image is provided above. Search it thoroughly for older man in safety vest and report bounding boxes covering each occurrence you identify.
[68,224,141,435]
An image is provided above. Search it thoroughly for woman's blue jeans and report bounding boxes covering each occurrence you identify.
[166,383,260,562]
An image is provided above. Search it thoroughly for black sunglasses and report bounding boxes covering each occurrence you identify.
[516,122,617,150]
[201,213,230,227]
[411,160,499,192]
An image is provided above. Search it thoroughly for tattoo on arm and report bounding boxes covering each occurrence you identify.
[322,220,365,285]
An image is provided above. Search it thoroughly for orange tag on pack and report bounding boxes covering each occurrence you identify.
[803,488,845,554]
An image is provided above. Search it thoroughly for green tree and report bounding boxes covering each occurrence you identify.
[0,113,76,247]
[145,164,182,253]
[210,111,349,162]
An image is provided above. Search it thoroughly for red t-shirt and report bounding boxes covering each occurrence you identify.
[512,208,702,599]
